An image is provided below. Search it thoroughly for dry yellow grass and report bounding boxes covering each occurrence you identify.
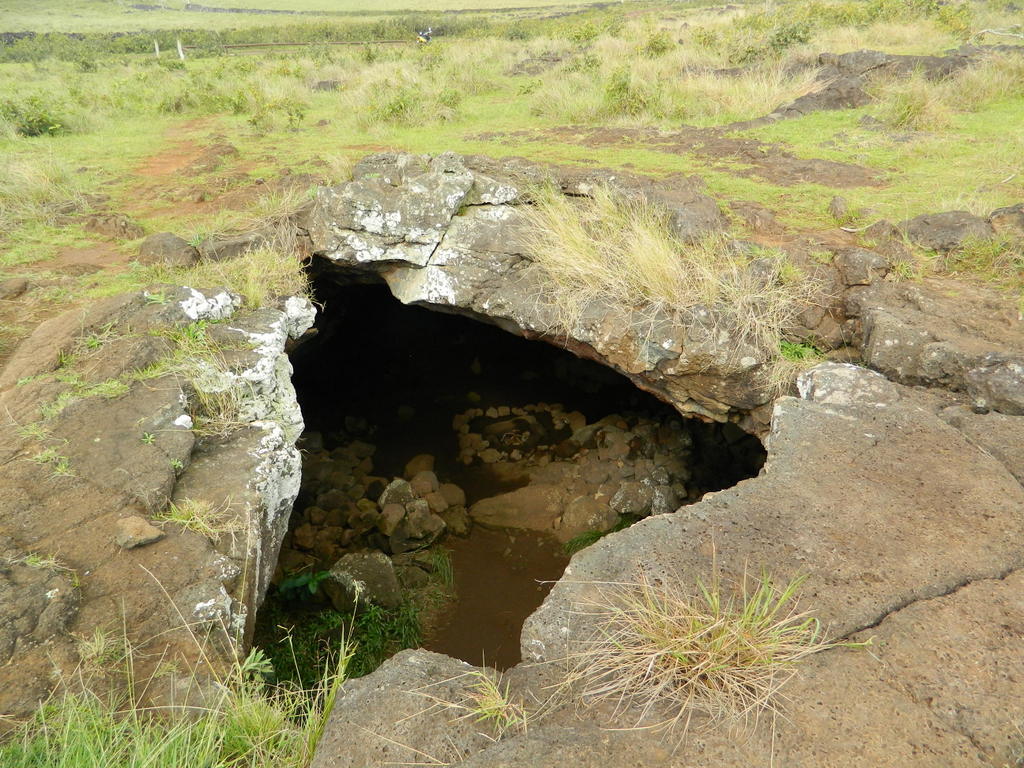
[868,52,1024,130]
[0,154,87,231]
[561,572,843,732]
[521,187,819,383]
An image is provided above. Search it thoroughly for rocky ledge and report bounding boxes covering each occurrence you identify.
[305,152,1024,431]
[0,285,313,720]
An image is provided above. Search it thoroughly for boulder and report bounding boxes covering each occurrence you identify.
[438,482,466,508]
[940,405,1024,485]
[965,358,1024,415]
[389,506,446,553]
[988,202,1024,237]
[311,650,498,768]
[649,484,681,515]
[609,481,654,516]
[0,537,79,666]
[322,551,401,611]
[409,470,439,497]
[558,496,618,542]
[307,152,773,423]
[439,505,471,537]
[404,453,435,477]
[292,523,316,550]
[771,75,872,118]
[378,479,415,507]
[469,484,568,532]
[84,212,144,240]
[0,277,29,299]
[137,232,199,268]
[833,247,889,286]
[828,195,849,221]
[818,48,973,82]
[517,363,1024,764]
[378,504,406,537]
[854,277,1024,397]
[898,211,995,253]
[424,491,449,514]
[198,231,271,262]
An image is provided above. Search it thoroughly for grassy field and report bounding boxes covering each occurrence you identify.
[0,0,619,33]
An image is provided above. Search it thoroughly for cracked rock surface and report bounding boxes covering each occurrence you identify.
[315,363,1024,767]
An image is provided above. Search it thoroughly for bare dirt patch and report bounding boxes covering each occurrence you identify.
[474,125,883,188]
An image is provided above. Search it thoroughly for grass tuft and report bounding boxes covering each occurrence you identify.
[155,498,243,541]
[562,571,849,732]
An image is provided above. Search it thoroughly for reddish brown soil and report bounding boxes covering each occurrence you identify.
[472,124,883,188]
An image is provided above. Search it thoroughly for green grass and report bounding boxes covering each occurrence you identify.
[743,97,1024,226]
[563,516,637,555]
[3,9,1020,265]
[0,648,346,768]
[0,0,617,33]
[254,596,423,686]
[780,340,824,363]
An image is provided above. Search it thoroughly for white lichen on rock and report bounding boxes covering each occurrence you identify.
[178,288,241,322]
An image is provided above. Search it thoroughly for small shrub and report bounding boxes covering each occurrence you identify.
[936,2,973,39]
[0,95,69,136]
[564,52,600,73]
[564,530,606,555]
[566,21,601,45]
[248,93,309,134]
[564,516,636,555]
[870,72,952,130]
[0,647,346,768]
[0,154,86,231]
[179,246,310,310]
[278,570,332,601]
[430,548,455,588]
[522,187,819,379]
[691,27,720,49]
[767,21,812,53]
[603,66,661,118]
[941,236,1024,288]
[437,87,462,110]
[780,340,824,363]
[640,30,674,58]
[366,83,418,125]
[349,601,422,678]
[505,24,530,41]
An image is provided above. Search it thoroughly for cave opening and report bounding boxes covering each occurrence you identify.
[254,266,766,681]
